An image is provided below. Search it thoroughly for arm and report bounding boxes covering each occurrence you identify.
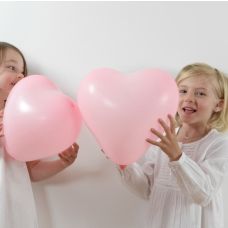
[27,143,79,182]
[119,163,151,200]
[146,115,228,206]
[101,147,155,200]
[101,148,151,199]
[118,148,159,200]
[169,139,228,206]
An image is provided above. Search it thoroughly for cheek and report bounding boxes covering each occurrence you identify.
[197,103,213,114]
[0,77,8,87]
[177,100,183,110]
[0,74,14,90]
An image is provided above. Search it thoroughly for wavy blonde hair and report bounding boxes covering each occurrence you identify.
[175,63,228,132]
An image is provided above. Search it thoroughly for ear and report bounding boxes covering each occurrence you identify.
[214,99,224,112]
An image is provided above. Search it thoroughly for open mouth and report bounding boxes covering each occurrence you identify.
[183,107,197,113]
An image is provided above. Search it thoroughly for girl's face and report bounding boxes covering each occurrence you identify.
[177,75,222,127]
[0,48,24,108]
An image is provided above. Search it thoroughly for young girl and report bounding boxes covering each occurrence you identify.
[120,63,228,228]
[0,42,79,228]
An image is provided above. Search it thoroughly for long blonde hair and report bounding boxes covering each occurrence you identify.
[175,63,228,132]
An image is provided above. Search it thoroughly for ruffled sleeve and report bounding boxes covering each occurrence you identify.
[169,136,228,206]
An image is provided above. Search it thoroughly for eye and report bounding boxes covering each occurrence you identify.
[179,89,187,94]
[195,91,206,96]
[6,65,17,71]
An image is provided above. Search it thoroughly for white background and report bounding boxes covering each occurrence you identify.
[0,2,228,228]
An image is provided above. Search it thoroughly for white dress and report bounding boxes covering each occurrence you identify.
[120,129,228,228]
[0,138,38,227]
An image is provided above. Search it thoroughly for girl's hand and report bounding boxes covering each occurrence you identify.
[146,114,182,161]
[58,143,79,167]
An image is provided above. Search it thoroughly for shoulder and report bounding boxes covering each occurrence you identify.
[207,129,228,145]
[204,129,228,158]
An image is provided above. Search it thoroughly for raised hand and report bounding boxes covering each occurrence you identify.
[146,114,182,161]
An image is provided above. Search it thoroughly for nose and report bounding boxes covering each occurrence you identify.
[17,72,24,80]
[184,91,195,102]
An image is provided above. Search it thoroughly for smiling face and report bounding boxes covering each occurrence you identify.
[177,75,223,128]
[0,48,24,108]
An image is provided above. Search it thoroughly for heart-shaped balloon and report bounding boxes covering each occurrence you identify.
[78,68,179,165]
[3,75,82,161]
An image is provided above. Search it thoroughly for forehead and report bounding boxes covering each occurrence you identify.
[4,48,24,67]
[178,75,213,89]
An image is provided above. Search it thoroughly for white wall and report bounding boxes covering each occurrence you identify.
[1,2,228,228]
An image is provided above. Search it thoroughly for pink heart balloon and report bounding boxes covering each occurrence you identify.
[78,68,179,165]
[3,75,82,161]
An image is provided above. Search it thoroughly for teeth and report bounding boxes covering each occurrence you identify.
[183,107,196,112]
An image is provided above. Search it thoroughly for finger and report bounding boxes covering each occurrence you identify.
[58,154,69,163]
[72,142,79,151]
[59,153,74,163]
[59,150,73,159]
[58,154,64,159]
[70,145,78,156]
[59,153,68,160]
[146,138,161,147]
[71,143,79,154]
[62,145,77,157]
[158,118,171,137]
[150,128,166,141]
[168,114,176,134]
[62,150,77,159]
[60,150,70,157]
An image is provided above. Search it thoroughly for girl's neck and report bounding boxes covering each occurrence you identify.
[177,124,211,143]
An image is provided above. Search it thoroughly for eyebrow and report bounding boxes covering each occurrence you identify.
[179,85,207,90]
[5,59,18,63]
[4,59,24,73]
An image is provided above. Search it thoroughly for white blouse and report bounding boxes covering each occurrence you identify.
[0,138,38,228]
[120,129,228,228]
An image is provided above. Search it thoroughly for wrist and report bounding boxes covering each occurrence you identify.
[169,152,182,161]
